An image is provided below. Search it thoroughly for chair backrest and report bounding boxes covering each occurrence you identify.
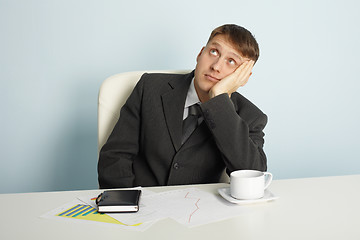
[97,70,229,183]
[98,70,190,153]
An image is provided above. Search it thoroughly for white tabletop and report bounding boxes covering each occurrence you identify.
[1,175,359,240]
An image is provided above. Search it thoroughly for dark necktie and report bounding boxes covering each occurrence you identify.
[182,104,202,145]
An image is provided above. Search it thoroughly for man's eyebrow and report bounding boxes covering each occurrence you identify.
[209,41,243,61]
[209,42,222,49]
[228,51,243,61]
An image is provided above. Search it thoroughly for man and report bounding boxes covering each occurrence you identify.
[98,24,267,188]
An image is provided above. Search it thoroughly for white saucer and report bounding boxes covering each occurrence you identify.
[218,187,279,205]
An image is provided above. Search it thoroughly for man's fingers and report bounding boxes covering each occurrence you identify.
[240,75,251,87]
[235,60,254,77]
[234,60,254,86]
[242,60,254,73]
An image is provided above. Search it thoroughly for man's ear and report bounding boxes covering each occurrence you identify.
[196,47,205,62]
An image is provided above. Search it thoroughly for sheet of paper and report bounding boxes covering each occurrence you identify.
[141,188,250,227]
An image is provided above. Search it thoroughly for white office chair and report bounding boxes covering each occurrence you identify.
[98,70,229,183]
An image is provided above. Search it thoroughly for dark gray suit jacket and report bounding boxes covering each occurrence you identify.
[98,71,267,188]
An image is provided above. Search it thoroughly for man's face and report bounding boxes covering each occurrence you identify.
[194,34,249,101]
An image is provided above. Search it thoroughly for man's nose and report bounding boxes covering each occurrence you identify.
[211,58,224,72]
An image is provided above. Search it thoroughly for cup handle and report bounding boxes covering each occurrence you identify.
[264,172,273,190]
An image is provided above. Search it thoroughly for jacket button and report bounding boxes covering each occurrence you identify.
[208,120,216,129]
[203,110,210,118]
[173,163,179,169]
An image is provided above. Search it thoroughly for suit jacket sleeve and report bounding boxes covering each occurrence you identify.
[97,75,145,188]
[200,93,267,173]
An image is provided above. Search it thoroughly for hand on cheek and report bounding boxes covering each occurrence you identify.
[209,60,254,99]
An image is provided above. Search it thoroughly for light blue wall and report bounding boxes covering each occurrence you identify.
[1,0,360,193]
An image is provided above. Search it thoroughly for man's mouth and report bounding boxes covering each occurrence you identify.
[205,74,220,82]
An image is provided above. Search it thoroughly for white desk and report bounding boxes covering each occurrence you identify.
[1,175,359,240]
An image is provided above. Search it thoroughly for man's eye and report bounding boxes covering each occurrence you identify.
[210,49,218,56]
[228,59,236,65]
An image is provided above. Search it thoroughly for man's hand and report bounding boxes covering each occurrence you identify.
[208,60,255,99]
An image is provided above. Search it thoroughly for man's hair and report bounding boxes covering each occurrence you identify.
[207,24,260,63]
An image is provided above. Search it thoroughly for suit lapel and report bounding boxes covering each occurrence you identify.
[161,72,193,151]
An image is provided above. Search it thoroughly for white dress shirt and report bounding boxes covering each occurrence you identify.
[183,78,202,120]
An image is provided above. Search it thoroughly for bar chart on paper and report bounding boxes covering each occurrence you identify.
[57,204,124,224]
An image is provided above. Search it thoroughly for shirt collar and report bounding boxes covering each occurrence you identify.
[184,77,201,108]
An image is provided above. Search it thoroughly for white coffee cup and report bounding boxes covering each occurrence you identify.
[230,170,273,200]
